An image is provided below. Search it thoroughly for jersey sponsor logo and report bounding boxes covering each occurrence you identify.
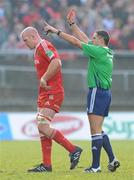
[46,50,54,60]
[34,59,40,64]
[36,50,42,57]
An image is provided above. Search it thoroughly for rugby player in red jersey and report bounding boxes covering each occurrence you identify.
[20,27,82,172]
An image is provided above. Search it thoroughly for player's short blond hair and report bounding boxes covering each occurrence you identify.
[20,27,38,39]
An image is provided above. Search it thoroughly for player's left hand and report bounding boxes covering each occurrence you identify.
[40,77,51,90]
[43,21,58,35]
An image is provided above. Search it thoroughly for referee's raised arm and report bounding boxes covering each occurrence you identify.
[43,21,83,49]
[67,8,89,43]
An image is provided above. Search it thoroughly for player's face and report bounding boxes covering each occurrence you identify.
[92,33,102,45]
[22,34,35,49]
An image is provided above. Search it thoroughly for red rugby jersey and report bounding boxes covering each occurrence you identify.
[34,39,64,95]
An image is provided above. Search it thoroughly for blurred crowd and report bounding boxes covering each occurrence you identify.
[0,0,134,50]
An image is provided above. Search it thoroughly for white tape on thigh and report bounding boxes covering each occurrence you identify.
[37,114,50,125]
[39,133,45,138]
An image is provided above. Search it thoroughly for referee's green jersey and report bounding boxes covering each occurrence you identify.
[81,41,113,89]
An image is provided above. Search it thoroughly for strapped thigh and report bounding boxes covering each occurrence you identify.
[37,113,56,138]
[37,113,52,125]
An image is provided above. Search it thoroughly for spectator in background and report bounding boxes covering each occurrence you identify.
[0,1,9,46]
[119,26,132,49]
[112,0,128,28]
[0,1,5,18]
[1,33,18,49]
[109,29,122,49]
[13,22,25,39]
[102,13,115,31]
[38,1,51,20]
[0,17,9,46]
[1,0,134,50]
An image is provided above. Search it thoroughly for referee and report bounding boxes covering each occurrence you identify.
[43,9,120,173]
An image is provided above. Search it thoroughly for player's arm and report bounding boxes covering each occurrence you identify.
[67,9,89,43]
[44,22,82,49]
[40,58,61,89]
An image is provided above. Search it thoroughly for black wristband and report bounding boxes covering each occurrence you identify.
[57,30,62,36]
[69,22,75,26]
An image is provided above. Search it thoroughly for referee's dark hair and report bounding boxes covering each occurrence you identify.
[96,30,110,46]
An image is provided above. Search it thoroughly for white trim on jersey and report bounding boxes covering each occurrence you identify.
[34,39,49,54]
[40,40,49,52]
[34,39,55,61]
[35,39,42,52]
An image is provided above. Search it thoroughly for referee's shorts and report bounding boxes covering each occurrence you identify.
[87,87,111,117]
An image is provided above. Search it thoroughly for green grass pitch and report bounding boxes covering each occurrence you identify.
[0,140,134,180]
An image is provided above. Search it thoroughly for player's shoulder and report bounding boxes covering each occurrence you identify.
[40,39,59,58]
[38,39,51,53]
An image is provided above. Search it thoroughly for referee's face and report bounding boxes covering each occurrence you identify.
[92,33,102,45]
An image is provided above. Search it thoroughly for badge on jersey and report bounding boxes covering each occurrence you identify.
[46,50,55,60]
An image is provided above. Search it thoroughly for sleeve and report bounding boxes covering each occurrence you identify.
[46,50,55,60]
[41,40,58,61]
[81,42,101,58]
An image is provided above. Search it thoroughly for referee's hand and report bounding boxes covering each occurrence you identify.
[67,9,76,25]
[43,20,58,35]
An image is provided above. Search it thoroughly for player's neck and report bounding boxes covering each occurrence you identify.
[35,38,43,48]
[37,37,42,45]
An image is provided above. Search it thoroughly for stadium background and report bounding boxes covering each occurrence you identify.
[0,0,134,139]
